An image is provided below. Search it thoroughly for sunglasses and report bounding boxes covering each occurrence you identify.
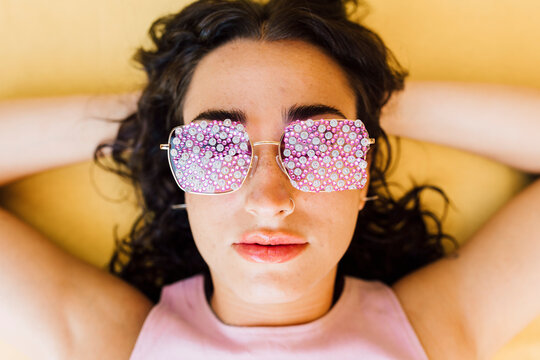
[160,118,375,194]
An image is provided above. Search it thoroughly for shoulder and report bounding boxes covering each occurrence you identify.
[391,259,478,360]
[61,266,154,360]
[0,206,154,360]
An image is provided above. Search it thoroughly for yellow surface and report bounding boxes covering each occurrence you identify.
[0,0,539,359]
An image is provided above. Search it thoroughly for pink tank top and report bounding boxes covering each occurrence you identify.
[129,274,428,360]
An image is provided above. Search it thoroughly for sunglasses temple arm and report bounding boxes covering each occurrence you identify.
[171,203,187,209]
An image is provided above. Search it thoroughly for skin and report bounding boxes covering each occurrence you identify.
[182,39,370,327]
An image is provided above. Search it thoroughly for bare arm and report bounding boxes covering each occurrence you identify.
[0,93,150,359]
[381,81,540,173]
[0,92,138,186]
[0,207,152,360]
[388,82,540,359]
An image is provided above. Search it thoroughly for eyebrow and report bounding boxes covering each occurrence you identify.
[189,104,348,124]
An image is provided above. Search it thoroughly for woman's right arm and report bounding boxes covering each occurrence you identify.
[0,93,152,360]
[0,93,138,186]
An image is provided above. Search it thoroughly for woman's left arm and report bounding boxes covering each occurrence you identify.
[386,81,540,359]
[381,81,540,173]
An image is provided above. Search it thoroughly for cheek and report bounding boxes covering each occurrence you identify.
[301,190,361,218]
[300,191,361,241]
[185,195,225,249]
[185,192,244,248]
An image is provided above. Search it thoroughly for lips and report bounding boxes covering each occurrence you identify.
[232,230,308,263]
[240,231,307,245]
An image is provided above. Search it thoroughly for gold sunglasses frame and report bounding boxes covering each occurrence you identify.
[160,119,375,195]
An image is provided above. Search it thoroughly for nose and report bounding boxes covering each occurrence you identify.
[243,142,295,218]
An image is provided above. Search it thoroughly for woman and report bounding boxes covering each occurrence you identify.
[1,0,539,359]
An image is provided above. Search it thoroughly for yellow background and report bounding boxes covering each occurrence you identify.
[0,0,539,358]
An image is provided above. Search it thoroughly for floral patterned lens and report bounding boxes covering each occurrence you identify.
[280,119,371,192]
[167,119,252,194]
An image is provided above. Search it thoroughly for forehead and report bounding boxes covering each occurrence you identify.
[182,39,356,128]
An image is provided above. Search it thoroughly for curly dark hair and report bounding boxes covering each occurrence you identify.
[95,0,458,303]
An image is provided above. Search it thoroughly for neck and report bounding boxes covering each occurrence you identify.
[205,269,344,327]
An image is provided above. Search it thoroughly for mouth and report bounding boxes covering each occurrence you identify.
[232,230,309,263]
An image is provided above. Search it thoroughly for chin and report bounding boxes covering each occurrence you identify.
[234,268,314,304]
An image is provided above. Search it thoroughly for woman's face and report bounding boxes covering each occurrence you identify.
[182,39,369,305]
